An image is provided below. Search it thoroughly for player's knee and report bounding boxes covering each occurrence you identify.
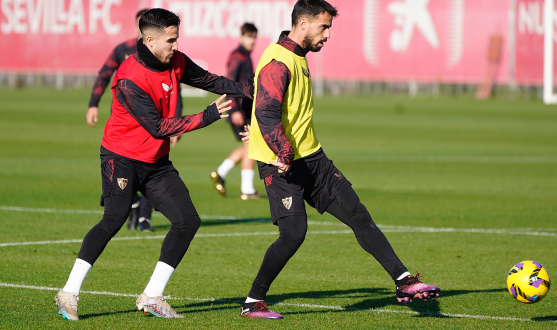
[273,216,307,259]
[109,195,133,218]
[273,236,303,260]
[282,216,307,244]
[337,190,363,216]
[188,214,201,232]
[335,188,377,235]
[352,203,377,236]
[289,229,306,245]
[340,198,377,236]
[98,195,131,236]
[171,215,200,240]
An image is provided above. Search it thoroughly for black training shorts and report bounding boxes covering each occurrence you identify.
[100,155,188,210]
[262,151,352,223]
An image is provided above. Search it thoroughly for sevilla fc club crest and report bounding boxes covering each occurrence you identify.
[117,178,128,190]
[282,197,293,210]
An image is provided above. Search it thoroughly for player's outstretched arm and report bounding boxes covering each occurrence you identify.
[254,61,295,172]
[115,79,230,139]
[180,54,254,100]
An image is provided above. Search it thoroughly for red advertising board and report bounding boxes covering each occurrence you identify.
[0,0,141,73]
[0,0,550,85]
[515,0,557,85]
[319,0,509,83]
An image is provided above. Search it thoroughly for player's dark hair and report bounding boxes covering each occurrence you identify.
[139,8,181,34]
[241,23,258,35]
[136,8,149,20]
[291,0,338,26]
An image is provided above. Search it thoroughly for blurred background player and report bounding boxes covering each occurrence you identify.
[86,8,183,232]
[210,23,262,200]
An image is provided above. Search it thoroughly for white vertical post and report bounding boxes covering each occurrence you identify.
[543,0,557,104]
[508,0,517,91]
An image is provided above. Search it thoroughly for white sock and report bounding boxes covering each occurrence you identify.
[245,297,263,303]
[396,272,411,281]
[138,217,149,223]
[241,169,256,194]
[144,261,175,297]
[217,159,235,179]
[62,258,92,293]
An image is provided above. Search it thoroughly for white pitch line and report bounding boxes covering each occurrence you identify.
[0,282,215,301]
[1,206,556,247]
[342,155,557,164]
[2,225,557,247]
[0,205,268,221]
[0,282,553,323]
[2,223,556,248]
[378,225,557,237]
[274,302,546,322]
[311,221,557,237]
[0,206,104,215]
[0,230,353,247]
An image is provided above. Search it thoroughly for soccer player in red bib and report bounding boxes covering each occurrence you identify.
[55,9,253,321]
[239,0,440,319]
[86,8,168,233]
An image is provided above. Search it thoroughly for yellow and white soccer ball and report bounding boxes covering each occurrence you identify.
[507,260,551,303]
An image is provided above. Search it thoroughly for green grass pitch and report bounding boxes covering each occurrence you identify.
[0,88,556,329]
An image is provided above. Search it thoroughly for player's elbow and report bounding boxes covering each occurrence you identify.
[147,126,166,139]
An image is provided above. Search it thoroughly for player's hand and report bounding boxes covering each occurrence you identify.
[212,94,232,119]
[87,107,98,127]
[231,111,245,126]
[269,160,291,174]
[239,124,250,144]
[170,135,182,148]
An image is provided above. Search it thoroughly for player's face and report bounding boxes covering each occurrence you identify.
[240,32,257,52]
[152,26,179,65]
[303,12,333,52]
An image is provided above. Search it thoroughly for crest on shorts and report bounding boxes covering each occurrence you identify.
[117,178,128,190]
[282,197,293,210]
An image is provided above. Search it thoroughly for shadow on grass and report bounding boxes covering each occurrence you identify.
[80,287,556,322]
[267,287,506,319]
[531,316,557,322]
[169,287,509,320]
[80,308,138,320]
[152,217,272,231]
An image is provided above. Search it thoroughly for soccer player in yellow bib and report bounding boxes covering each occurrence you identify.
[239,0,440,319]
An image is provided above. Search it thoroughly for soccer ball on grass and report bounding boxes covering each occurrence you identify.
[507,260,550,303]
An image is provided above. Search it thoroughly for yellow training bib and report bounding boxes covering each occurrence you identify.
[248,43,321,164]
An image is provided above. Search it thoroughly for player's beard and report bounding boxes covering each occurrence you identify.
[303,33,325,52]
[154,49,172,65]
